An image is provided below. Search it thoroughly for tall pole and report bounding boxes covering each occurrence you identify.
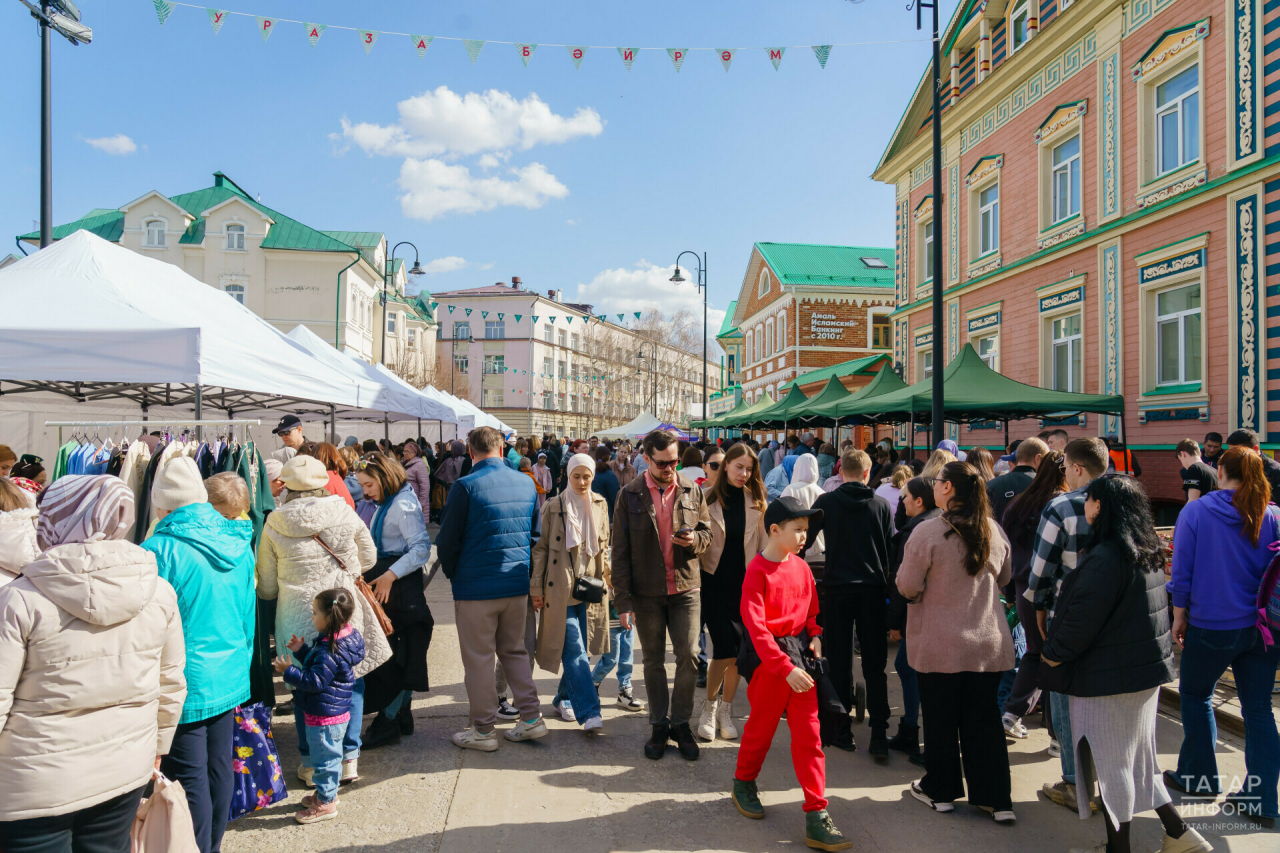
[923,0,945,444]
[39,1,52,248]
[701,252,708,438]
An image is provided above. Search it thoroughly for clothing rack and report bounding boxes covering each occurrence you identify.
[46,419,262,445]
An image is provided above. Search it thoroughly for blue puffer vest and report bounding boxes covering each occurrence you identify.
[438,456,537,601]
[283,627,365,719]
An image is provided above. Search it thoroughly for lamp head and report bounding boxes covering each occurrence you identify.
[409,260,425,276]
[669,267,686,283]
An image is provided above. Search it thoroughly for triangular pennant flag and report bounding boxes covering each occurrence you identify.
[617,47,638,71]
[516,44,537,66]
[812,45,832,69]
[497,313,505,320]
[447,305,455,314]
[548,316,556,323]
[305,23,326,47]
[767,46,786,70]
[411,35,433,59]
[598,315,607,322]
[358,30,379,54]
[617,314,625,322]
[633,312,642,319]
[531,316,539,323]
[464,40,485,64]
[566,317,574,324]
[153,1,176,25]
[514,314,522,322]
[667,48,689,72]
[256,17,275,41]
[430,301,439,311]
[481,311,489,319]
[567,46,588,69]
[207,8,226,34]
[464,308,472,316]
[717,48,736,72]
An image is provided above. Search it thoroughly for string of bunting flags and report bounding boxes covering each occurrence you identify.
[153,2,922,72]
[440,305,643,324]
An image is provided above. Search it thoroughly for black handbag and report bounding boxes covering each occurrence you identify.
[560,498,606,603]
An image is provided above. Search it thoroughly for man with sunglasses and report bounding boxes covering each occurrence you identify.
[612,430,712,761]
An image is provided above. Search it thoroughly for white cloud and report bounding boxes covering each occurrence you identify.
[420,256,468,275]
[84,134,137,155]
[571,261,726,358]
[566,219,577,226]
[339,86,602,158]
[398,159,568,221]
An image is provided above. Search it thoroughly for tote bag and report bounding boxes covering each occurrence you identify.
[132,772,200,853]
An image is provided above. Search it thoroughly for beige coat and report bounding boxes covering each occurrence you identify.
[0,506,39,584]
[0,540,187,820]
[256,495,392,678]
[699,489,767,575]
[530,491,612,673]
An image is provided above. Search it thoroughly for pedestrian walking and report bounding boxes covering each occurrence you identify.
[1176,438,1218,502]
[730,496,852,851]
[1041,474,1211,853]
[610,444,637,490]
[530,453,612,734]
[701,446,725,490]
[0,476,186,851]
[400,440,433,525]
[696,442,768,743]
[986,437,1047,523]
[435,428,548,752]
[591,448,621,516]
[1164,446,1280,827]
[611,429,711,761]
[896,461,1016,824]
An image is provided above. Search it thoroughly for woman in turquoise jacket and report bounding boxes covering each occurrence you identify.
[141,458,256,853]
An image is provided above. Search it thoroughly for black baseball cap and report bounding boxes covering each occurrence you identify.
[763,496,823,532]
[272,414,302,435]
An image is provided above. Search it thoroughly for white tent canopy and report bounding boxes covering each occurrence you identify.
[0,231,365,412]
[594,412,664,440]
[372,364,512,435]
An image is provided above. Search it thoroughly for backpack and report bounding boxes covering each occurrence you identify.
[1256,511,1280,647]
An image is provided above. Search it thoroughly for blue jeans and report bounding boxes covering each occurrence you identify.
[552,603,602,725]
[1175,625,1280,817]
[592,624,635,689]
[1050,691,1075,784]
[295,677,363,765]
[304,723,345,804]
[894,640,919,727]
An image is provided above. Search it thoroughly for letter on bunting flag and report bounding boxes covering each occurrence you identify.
[568,46,588,69]
[153,1,175,25]
[667,48,689,72]
[617,47,638,70]
[768,47,786,70]
[256,17,275,41]
[464,308,472,316]
[305,24,325,47]
[411,35,433,58]
[481,311,489,319]
[207,8,226,34]
[465,39,485,63]
[718,48,736,72]
[359,30,379,53]
[812,45,832,68]
[447,305,455,314]
[517,44,537,66]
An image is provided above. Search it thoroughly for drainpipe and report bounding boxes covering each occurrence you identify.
[335,252,361,349]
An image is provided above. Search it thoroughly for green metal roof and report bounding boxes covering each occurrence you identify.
[321,231,383,250]
[755,242,895,288]
[716,301,741,338]
[17,209,125,244]
[781,353,892,391]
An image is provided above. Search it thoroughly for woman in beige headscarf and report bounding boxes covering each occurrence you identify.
[530,453,611,734]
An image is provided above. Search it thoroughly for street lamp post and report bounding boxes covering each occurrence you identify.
[635,341,659,417]
[670,252,708,439]
[382,241,425,366]
[913,0,946,446]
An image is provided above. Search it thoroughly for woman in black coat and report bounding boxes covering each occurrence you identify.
[1041,474,1206,853]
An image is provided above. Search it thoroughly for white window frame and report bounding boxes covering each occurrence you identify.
[484,354,505,375]
[225,283,245,304]
[542,356,553,377]
[454,353,469,374]
[454,321,471,340]
[541,390,553,409]
[1136,35,1207,194]
[776,312,786,351]
[1154,281,1202,386]
[144,219,166,248]
[1009,0,1031,54]
[386,312,397,335]
[764,319,775,357]
[557,330,567,348]
[224,222,245,251]
[1049,313,1083,392]
[758,268,771,297]
[407,328,416,346]
[1154,64,1200,177]
[485,319,505,339]
[978,183,1000,255]
[918,347,934,382]
[543,324,553,342]
[483,388,504,408]
[1050,134,1081,225]
[975,332,999,371]
[917,216,936,287]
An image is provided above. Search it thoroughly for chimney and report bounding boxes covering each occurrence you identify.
[546,289,556,300]
[511,276,521,289]
[495,282,503,287]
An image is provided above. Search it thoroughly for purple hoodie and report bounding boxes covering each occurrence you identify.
[1169,489,1280,630]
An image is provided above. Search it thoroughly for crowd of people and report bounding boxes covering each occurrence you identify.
[0,418,1277,852]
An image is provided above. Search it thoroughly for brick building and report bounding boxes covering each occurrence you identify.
[875,0,1280,505]
[728,242,896,408]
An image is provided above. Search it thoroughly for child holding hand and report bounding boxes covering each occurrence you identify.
[731,496,851,852]
[274,588,365,824]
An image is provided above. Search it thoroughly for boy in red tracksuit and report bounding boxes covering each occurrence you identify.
[731,496,852,852]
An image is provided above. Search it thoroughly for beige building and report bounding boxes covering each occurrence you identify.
[18,171,436,374]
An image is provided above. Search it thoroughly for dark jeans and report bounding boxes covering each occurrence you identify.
[1174,624,1280,818]
[894,640,919,727]
[160,709,235,853]
[918,670,1012,809]
[822,585,890,733]
[631,590,701,727]
[1002,578,1042,718]
[0,787,145,853]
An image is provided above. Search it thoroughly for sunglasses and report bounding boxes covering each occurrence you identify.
[648,457,679,469]
[920,476,938,487]
[706,461,721,471]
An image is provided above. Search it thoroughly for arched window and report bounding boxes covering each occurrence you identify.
[225,223,245,251]
[224,284,244,304]
[145,220,166,247]
[758,268,771,297]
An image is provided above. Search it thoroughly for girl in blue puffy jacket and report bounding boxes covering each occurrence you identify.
[275,588,365,824]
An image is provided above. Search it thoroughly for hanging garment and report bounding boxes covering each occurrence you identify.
[51,440,77,482]
[235,441,274,552]
[133,442,168,545]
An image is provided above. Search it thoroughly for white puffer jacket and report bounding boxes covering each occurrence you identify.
[256,495,391,678]
[0,506,39,583]
[0,540,186,820]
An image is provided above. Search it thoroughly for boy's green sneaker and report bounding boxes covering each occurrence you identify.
[731,779,764,819]
[805,810,852,851]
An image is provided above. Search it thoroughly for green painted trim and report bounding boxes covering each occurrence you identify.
[1134,231,1211,261]
[1036,100,1089,135]
[966,154,1005,181]
[888,151,1280,319]
[1142,382,1202,396]
[1040,212,1081,235]
[1143,159,1202,188]
[1132,18,1211,70]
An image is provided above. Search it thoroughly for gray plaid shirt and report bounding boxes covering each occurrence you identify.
[1024,487,1091,617]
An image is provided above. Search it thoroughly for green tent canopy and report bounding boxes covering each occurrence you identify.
[800,366,905,425]
[691,396,751,429]
[740,384,810,428]
[837,343,1124,425]
[790,376,854,427]
[717,391,777,429]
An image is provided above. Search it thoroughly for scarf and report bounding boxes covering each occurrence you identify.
[563,453,598,558]
[371,485,412,558]
[36,474,135,550]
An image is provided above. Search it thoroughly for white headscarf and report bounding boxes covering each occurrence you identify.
[562,452,598,557]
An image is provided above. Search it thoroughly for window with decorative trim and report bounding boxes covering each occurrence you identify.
[1009,1,1031,53]
[1155,66,1199,177]
[776,313,786,351]
[1051,135,1081,224]
[1050,314,1082,392]
[1155,282,1201,386]
[225,223,245,251]
[917,216,936,287]
[978,183,1000,255]
[225,284,245,304]
[145,220,166,248]
[764,319,775,357]
[758,268,771,297]
[1133,21,1209,197]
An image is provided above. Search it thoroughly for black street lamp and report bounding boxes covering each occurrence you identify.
[670,251,707,438]
[382,241,425,366]
[912,0,946,442]
[635,342,659,416]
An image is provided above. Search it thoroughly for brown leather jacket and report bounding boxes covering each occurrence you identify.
[610,472,711,612]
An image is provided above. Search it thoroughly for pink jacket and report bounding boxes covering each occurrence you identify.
[402,456,432,525]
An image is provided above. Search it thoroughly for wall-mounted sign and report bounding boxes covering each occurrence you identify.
[809,312,856,341]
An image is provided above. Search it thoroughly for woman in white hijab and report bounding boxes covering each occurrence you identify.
[530,453,612,733]
[781,453,826,554]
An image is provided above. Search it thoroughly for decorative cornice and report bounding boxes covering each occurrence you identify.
[965,154,1004,188]
[1035,100,1088,146]
[968,254,1003,279]
[913,195,936,222]
[1131,18,1210,82]
[1137,169,1206,207]
[1038,218,1086,250]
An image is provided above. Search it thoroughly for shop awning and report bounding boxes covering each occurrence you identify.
[715,391,777,429]
[738,384,810,428]
[791,376,856,426]
[803,364,908,423]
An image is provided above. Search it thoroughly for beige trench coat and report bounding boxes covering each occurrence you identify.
[698,488,768,575]
[530,491,612,673]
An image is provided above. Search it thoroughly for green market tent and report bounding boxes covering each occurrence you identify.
[790,376,853,427]
[741,384,810,428]
[835,343,1125,425]
[716,391,777,429]
[691,396,750,429]
[780,353,891,393]
[800,366,904,425]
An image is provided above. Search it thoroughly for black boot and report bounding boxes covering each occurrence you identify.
[868,728,889,761]
[363,711,401,749]
[398,703,415,736]
[697,660,708,689]
[644,724,669,760]
[670,722,700,761]
[831,716,857,752]
[887,718,919,755]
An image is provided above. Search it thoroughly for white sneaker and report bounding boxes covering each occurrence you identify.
[717,702,739,740]
[1002,712,1028,739]
[979,805,1016,824]
[451,727,499,752]
[1157,827,1213,853]
[910,779,954,813]
[340,758,358,784]
[617,686,645,712]
[297,763,314,788]
[555,700,576,722]
[1048,739,1061,757]
[696,698,719,741]
[582,716,604,734]
[504,718,549,742]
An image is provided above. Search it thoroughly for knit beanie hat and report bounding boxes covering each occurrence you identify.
[151,457,208,512]
[282,455,329,492]
[263,458,284,483]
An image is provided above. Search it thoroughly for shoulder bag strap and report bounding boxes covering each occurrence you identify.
[312,533,348,571]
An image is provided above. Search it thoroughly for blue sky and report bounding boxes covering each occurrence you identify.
[0,0,959,345]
